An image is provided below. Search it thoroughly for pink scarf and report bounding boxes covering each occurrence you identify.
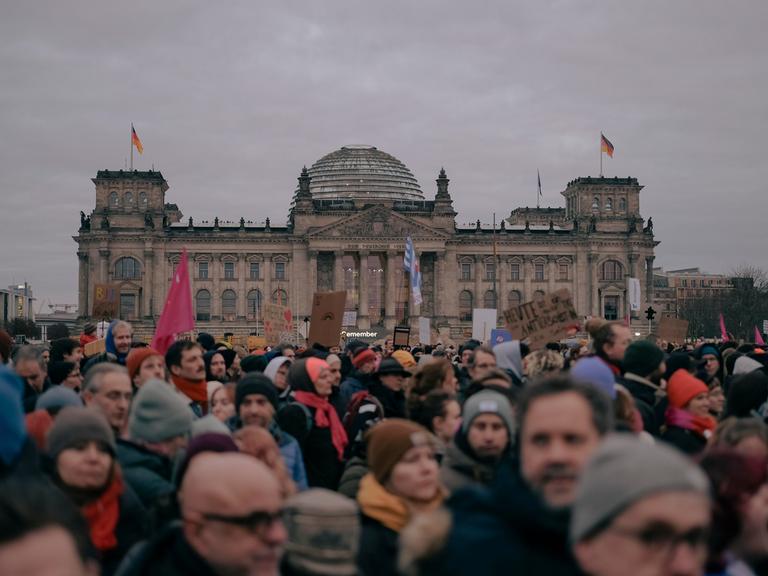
[665,406,716,438]
[293,391,348,460]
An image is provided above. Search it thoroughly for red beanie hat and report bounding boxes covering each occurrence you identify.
[305,357,330,385]
[667,369,708,409]
[126,347,163,381]
[352,348,376,369]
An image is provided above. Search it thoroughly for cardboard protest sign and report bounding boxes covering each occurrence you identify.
[263,302,293,346]
[472,308,497,342]
[247,336,267,351]
[393,326,410,348]
[307,291,347,348]
[502,289,579,349]
[84,338,106,357]
[657,317,689,343]
[92,284,120,319]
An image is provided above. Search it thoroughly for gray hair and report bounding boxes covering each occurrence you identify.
[111,320,133,335]
[12,345,45,370]
[82,362,128,394]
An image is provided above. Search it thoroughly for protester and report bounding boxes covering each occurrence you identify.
[711,417,768,458]
[571,434,711,576]
[662,369,716,455]
[358,419,445,576]
[50,337,84,364]
[106,320,134,366]
[410,359,458,398]
[81,363,133,436]
[209,383,235,422]
[234,425,297,498]
[0,366,39,478]
[280,358,348,489]
[14,345,50,412]
[524,348,565,379]
[696,343,723,384]
[80,322,98,348]
[165,340,208,416]
[592,321,632,376]
[493,340,526,387]
[440,390,514,492]
[724,369,768,419]
[44,407,147,575]
[466,345,497,383]
[570,356,618,400]
[48,359,83,391]
[126,347,166,390]
[116,453,287,576]
[326,354,343,387]
[264,355,294,408]
[391,349,417,372]
[204,349,229,383]
[618,340,666,436]
[0,329,12,364]
[407,390,462,455]
[339,347,378,410]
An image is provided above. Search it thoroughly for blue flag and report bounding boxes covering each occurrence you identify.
[404,237,423,306]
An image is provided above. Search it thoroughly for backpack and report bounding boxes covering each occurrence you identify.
[276,401,314,443]
[343,390,385,442]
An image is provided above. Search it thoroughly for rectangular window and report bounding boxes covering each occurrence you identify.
[249,262,260,280]
[224,262,235,280]
[120,293,136,320]
[559,264,568,281]
[275,262,286,280]
[198,261,208,280]
[510,263,520,281]
[485,262,496,281]
[460,263,472,281]
[535,263,545,281]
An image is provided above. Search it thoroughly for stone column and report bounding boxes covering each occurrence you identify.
[628,254,639,279]
[435,251,446,320]
[263,255,273,306]
[645,256,655,306]
[358,251,370,329]
[99,249,110,283]
[473,255,482,309]
[212,255,221,320]
[588,253,599,316]
[498,257,508,312]
[78,251,89,317]
[334,250,344,292]
[308,250,318,298]
[547,256,557,294]
[444,247,458,324]
[523,257,532,302]
[385,250,398,329]
[237,253,247,319]
[143,249,154,318]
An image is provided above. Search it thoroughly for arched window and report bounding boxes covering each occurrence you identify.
[109,191,119,207]
[222,289,237,319]
[459,290,473,321]
[592,197,600,210]
[114,257,140,279]
[483,290,497,309]
[139,192,148,208]
[124,192,133,206]
[619,198,627,211]
[508,290,522,309]
[533,290,546,301]
[605,198,613,211]
[601,260,623,281]
[196,289,211,321]
[272,289,288,306]
[246,289,262,320]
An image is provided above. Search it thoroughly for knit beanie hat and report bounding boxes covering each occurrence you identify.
[128,379,193,442]
[126,347,163,381]
[461,390,515,435]
[175,431,239,488]
[734,356,764,376]
[571,357,617,399]
[622,341,665,378]
[235,373,278,413]
[305,357,330,386]
[284,488,361,576]
[697,344,720,359]
[47,407,116,460]
[391,350,417,370]
[366,419,433,483]
[196,332,216,352]
[667,369,708,409]
[241,354,268,374]
[190,414,232,438]
[352,348,376,369]
[36,386,83,412]
[571,434,709,542]
[47,361,76,385]
[0,330,12,364]
[83,322,97,335]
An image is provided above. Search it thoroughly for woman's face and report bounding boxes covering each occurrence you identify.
[57,441,112,490]
[211,388,235,422]
[441,367,458,394]
[702,354,720,377]
[708,386,725,415]
[63,367,83,390]
[386,445,440,503]
[432,400,462,444]
[314,367,334,398]
[686,392,710,418]
[274,363,290,390]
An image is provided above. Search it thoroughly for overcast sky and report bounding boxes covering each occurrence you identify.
[2,1,766,310]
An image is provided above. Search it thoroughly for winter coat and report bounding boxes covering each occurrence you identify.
[22,379,50,413]
[101,484,149,576]
[358,515,400,576]
[339,370,377,413]
[114,521,218,576]
[116,439,178,531]
[439,441,498,493]
[273,422,309,491]
[661,425,708,456]
[619,373,666,436]
[418,460,582,576]
[338,455,368,499]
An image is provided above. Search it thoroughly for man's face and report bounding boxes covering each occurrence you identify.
[327,360,342,387]
[15,359,46,392]
[384,339,394,354]
[467,414,509,460]
[240,394,274,428]
[469,351,496,381]
[0,526,98,576]
[701,355,720,378]
[41,350,51,364]
[281,348,295,360]
[63,347,83,364]
[63,366,83,391]
[135,355,166,388]
[461,349,473,366]
[84,372,133,432]
[359,360,376,374]
[172,347,206,382]
[209,353,227,379]
[575,491,710,576]
[112,326,132,355]
[380,373,405,392]
[604,326,632,363]
[520,392,602,509]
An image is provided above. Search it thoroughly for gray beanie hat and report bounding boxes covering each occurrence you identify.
[129,379,193,442]
[571,434,709,542]
[47,407,116,460]
[462,390,515,435]
[190,414,231,438]
[36,386,84,411]
[734,356,764,376]
[283,488,360,576]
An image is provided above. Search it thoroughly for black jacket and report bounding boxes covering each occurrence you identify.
[101,484,149,576]
[661,425,708,456]
[618,373,666,436]
[357,514,400,576]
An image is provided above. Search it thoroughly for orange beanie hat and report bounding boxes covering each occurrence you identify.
[667,369,708,409]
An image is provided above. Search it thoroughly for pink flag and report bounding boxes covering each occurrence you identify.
[756,326,766,346]
[151,248,195,354]
[719,313,729,342]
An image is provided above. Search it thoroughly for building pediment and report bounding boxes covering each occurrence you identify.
[306,205,451,241]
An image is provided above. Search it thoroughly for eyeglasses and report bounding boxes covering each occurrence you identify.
[609,523,709,558]
[199,509,285,536]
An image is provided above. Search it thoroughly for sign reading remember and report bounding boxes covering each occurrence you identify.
[503,289,579,349]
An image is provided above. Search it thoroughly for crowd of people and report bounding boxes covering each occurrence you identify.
[1,318,768,576]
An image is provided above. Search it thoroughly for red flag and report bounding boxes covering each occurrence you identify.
[151,248,194,354]
[756,326,766,346]
[719,313,729,342]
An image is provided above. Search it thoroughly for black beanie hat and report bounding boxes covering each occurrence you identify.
[197,332,216,352]
[241,354,268,374]
[235,373,278,413]
[623,341,665,378]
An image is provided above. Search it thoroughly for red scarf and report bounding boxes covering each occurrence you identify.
[82,470,124,551]
[293,391,348,461]
[172,375,209,414]
[665,406,716,438]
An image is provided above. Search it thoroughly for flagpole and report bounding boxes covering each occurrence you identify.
[492,213,498,307]
[130,124,134,171]
[599,133,603,177]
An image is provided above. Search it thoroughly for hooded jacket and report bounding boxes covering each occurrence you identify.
[493,341,525,387]
[439,435,502,493]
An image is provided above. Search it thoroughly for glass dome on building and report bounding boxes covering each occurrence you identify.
[306,145,423,202]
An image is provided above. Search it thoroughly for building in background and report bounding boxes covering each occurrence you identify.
[74,145,658,341]
[0,283,35,325]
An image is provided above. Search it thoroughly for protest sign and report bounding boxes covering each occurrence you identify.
[393,325,410,348]
[92,284,120,319]
[247,336,267,351]
[657,317,689,343]
[472,308,497,342]
[418,317,431,345]
[490,328,513,345]
[502,289,579,349]
[263,302,293,346]
[342,310,357,327]
[83,338,106,357]
[307,291,347,348]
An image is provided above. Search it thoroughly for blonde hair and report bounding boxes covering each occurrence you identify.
[524,349,564,378]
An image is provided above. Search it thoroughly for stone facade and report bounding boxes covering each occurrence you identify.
[74,146,658,340]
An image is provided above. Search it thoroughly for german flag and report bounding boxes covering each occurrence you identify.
[131,124,144,154]
[600,133,614,158]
